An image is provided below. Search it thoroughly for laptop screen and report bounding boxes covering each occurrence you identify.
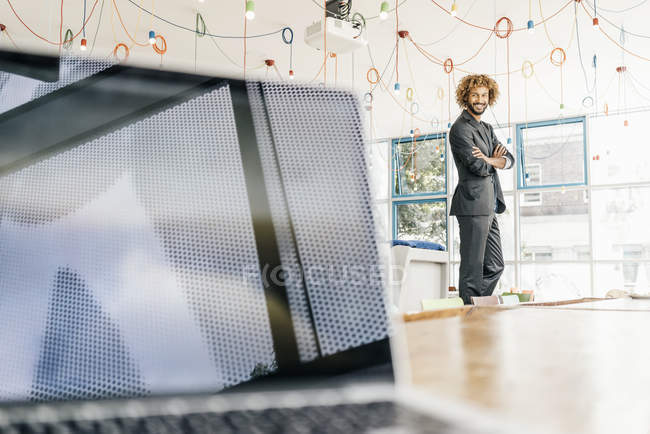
[0,52,392,403]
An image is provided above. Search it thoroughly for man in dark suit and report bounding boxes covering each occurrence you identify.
[449,74,515,305]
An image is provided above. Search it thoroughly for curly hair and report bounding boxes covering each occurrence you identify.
[455,74,500,108]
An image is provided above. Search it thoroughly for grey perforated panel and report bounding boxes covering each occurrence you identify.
[0,58,391,403]
[0,84,275,401]
[247,83,319,362]
[0,55,113,115]
[256,82,390,356]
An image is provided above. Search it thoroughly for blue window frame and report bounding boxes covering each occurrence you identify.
[516,116,587,190]
[392,198,448,248]
[392,133,447,198]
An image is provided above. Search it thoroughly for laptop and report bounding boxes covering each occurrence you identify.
[0,51,513,433]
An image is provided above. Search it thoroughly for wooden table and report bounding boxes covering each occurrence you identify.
[524,297,650,312]
[404,301,650,434]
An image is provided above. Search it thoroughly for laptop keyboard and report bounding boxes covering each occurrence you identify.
[2,401,457,434]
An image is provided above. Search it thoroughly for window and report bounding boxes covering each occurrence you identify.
[368,140,389,201]
[392,133,446,197]
[393,199,447,247]
[592,187,650,260]
[492,126,515,192]
[519,189,589,262]
[590,111,650,185]
[520,263,590,300]
[516,117,586,189]
[594,263,650,297]
[521,164,542,206]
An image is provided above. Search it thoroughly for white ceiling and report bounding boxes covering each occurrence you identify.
[2,0,650,138]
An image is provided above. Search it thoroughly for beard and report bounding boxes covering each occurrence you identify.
[467,103,486,116]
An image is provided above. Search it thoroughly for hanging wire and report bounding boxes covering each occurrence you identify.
[6,0,100,45]
[427,0,574,33]
[582,0,650,39]
[124,0,283,38]
[586,0,649,13]
[83,0,87,38]
[419,0,480,46]
[309,0,410,20]
[366,41,398,94]
[282,27,294,70]
[574,1,596,94]
[89,0,106,55]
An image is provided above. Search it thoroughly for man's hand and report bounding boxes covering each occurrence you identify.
[473,146,506,169]
[492,144,507,159]
[472,146,487,161]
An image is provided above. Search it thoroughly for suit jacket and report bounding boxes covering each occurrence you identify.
[449,110,515,216]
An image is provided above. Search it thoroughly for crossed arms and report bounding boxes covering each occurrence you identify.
[449,124,514,177]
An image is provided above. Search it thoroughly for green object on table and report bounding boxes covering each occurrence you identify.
[501,292,531,303]
[421,297,464,311]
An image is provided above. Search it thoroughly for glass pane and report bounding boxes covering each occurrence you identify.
[451,216,460,262]
[373,203,391,244]
[393,136,446,196]
[395,200,447,247]
[451,262,515,295]
[520,263,591,300]
[590,111,650,185]
[451,195,514,262]
[368,140,389,201]
[493,126,514,192]
[520,189,590,261]
[497,195,515,261]
[449,150,458,194]
[594,262,650,297]
[592,186,650,260]
[519,119,585,187]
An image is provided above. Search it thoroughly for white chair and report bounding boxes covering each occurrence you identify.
[391,245,449,312]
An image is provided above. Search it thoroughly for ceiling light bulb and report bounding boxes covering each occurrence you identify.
[245,0,255,20]
[379,1,389,20]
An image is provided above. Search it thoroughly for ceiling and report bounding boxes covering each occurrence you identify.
[2,0,650,138]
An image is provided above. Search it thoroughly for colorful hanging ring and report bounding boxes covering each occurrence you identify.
[195,13,207,37]
[281,27,294,44]
[443,58,454,74]
[366,67,379,84]
[582,96,594,108]
[410,102,419,115]
[521,60,534,79]
[63,29,74,50]
[152,35,167,55]
[495,17,513,39]
[436,87,444,100]
[550,47,566,66]
[113,43,130,62]
[406,87,414,102]
[413,128,421,139]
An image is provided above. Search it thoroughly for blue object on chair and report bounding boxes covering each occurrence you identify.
[391,240,446,251]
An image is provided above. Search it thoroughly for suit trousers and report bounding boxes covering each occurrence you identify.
[456,214,505,305]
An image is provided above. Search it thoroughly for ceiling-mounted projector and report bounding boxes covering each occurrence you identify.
[304,18,368,54]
